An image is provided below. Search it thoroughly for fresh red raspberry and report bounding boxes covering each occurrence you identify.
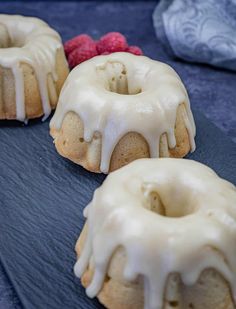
[68,41,98,68]
[96,32,128,54]
[126,46,143,56]
[64,34,94,56]
[100,51,110,55]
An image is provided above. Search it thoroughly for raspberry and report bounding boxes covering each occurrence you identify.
[96,32,128,54]
[68,41,98,68]
[64,34,94,56]
[126,46,143,56]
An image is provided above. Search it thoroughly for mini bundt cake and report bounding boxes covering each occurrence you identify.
[0,14,69,122]
[75,158,236,309]
[50,52,196,173]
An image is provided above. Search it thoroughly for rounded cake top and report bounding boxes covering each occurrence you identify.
[0,14,65,121]
[0,14,61,51]
[75,158,236,309]
[50,53,196,172]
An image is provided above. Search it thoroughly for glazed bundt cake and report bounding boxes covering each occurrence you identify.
[75,158,236,309]
[50,53,196,173]
[0,14,69,122]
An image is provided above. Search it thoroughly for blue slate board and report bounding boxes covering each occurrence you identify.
[0,110,235,309]
[0,1,236,309]
[0,117,104,309]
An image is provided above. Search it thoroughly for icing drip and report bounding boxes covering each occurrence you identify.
[0,15,63,121]
[74,159,236,309]
[50,53,196,173]
[12,64,25,121]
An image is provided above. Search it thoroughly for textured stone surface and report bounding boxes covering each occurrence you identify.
[1,1,236,142]
[0,2,235,309]
[0,110,236,309]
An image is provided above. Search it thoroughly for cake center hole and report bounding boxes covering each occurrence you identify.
[146,191,194,218]
[96,61,142,95]
[0,26,25,49]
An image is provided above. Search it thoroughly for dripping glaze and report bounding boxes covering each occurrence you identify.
[74,158,236,309]
[0,14,63,121]
[50,52,196,173]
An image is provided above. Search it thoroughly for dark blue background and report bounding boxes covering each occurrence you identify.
[0,2,235,309]
[0,1,235,142]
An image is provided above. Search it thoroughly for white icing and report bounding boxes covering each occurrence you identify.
[0,14,63,121]
[74,158,236,309]
[50,53,196,173]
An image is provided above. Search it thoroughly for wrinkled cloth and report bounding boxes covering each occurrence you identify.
[153,0,236,71]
